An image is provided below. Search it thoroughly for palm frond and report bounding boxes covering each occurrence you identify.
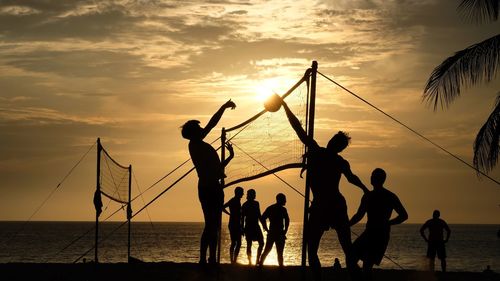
[458,0,499,23]
[474,93,500,173]
[423,34,500,110]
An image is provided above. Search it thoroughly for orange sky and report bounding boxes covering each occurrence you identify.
[0,0,499,224]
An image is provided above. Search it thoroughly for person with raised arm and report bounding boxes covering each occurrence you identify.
[277,96,368,280]
[181,99,236,265]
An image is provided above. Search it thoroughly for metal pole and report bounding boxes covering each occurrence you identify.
[95,138,101,264]
[301,61,317,266]
[127,165,132,262]
[218,128,226,264]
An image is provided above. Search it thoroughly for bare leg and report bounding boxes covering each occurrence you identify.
[200,228,208,264]
[246,239,253,265]
[234,237,241,263]
[229,239,235,263]
[259,236,274,266]
[308,225,324,281]
[276,237,285,267]
[337,224,360,281]
[362,261,374,281]
[256,238,264,265]
[429,258,435,271]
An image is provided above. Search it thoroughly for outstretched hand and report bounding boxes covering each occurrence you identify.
[224,99,236,110]
[225,142,234,154]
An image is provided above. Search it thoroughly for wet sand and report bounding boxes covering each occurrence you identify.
[1,262,498,281]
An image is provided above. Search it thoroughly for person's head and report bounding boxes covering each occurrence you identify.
[181,120,202,140]
[234,186,244,198]
[247,189,256,200]
[433,209,440,219]
[326,131,351,153]
[276,193,286,206]
[371,168,386,188]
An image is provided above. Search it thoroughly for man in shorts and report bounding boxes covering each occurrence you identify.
[350,168,408,280]
[241,189,265,265]
[223,186,244,264]
[420,210,451,272]
[259,193,290,267]
[279,96,369,280]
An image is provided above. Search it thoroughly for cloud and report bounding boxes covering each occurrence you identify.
[0,5,41,16]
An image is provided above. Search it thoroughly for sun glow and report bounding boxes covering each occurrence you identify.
[253,77,296,104]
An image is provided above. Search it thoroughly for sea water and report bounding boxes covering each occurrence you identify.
[0,222,498,272]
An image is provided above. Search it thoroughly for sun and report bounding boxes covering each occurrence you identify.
[253,77,290,103]
[254,82,276,103]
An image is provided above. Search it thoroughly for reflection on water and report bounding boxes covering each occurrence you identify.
[0,222,499,272]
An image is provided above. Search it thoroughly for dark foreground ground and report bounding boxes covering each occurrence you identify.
[1,262,499,281]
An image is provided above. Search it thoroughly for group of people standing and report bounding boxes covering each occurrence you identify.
[224,187,289,266]
[181,97,451,279]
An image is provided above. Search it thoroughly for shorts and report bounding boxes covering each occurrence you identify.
[427,241,446,259]
[352,228,390,265]
[244,225,263,242]
[309,195,349,231]
[228,224,242,241]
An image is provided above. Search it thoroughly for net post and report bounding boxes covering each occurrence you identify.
[218,128,226,264]
[95,137,101,264]
[301,61,318,266]
[127,165,132,263]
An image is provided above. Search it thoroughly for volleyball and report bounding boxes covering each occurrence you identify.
[264,93,282,112]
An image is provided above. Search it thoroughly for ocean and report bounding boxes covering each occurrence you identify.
[0,222,498,272]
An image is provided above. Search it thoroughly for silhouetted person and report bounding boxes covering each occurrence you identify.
[333,258,342,270]
[259,193,290,267]
[483,265,493,273]
[350,168,408,281]
[420,210,451,272]
[181,99,236,265]
[223,186,244,264]
[241,189,265,265]
[278,96,368,280]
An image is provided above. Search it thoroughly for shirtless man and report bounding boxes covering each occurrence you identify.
[181,100,235,264]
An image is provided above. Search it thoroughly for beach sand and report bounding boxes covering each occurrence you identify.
[1,262,498,281]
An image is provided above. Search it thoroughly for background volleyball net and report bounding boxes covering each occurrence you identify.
[94,138,132,263]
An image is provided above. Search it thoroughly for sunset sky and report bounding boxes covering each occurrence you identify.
[1,0,499,224]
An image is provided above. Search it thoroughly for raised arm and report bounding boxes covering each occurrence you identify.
[389,195,408,226]
[201,100,236,139]
[342,161,369,193]
[222,142,234,167]
[349,195,367,226]
[280,98,318,149]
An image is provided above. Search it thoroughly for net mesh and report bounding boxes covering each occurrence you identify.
[99,147,130,204]
[224,76,309,187]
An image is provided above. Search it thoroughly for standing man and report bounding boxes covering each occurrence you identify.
[350,168,408,280]
[420,210,451,272]
[278,96,368,280]
[241,189,265,265]
[259,193,290,267]
[181,99,236,265]
[223,186,244,264]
